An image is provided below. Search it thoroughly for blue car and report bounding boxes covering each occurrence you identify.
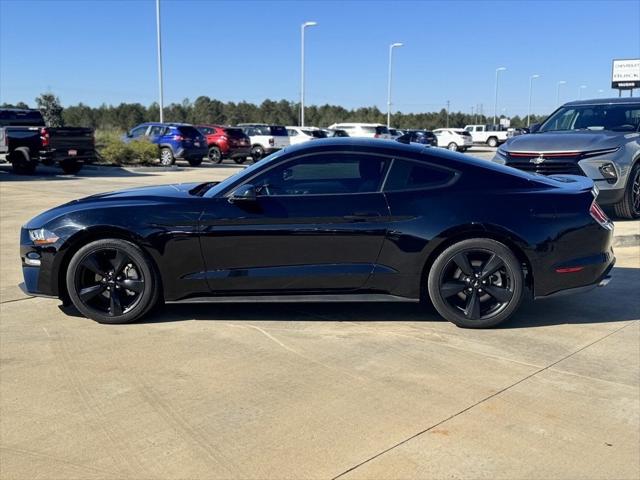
[124,123,208,166]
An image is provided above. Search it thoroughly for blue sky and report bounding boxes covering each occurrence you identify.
[1,0,638,116]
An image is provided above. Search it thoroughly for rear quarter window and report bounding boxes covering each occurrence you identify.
[384,159,456,191]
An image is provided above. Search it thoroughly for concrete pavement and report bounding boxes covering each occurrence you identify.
[1,162,639,479]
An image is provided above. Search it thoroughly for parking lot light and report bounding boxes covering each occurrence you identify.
[527,74,541,127]
[155,0,164,123]
[387,42,403,128]
[300,21,318,127]
[579,84,587,100]
[493,67,506,126]
[556,80,567,106]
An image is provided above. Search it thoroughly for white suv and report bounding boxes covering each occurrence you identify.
[237,124,290,161]
[327,123,391,139]
[286,126,327,145]
[432,128,474,152]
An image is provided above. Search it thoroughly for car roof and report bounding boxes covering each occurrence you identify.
[563,97,640,106]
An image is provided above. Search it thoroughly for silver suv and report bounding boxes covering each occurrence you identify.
[493,98,640,218]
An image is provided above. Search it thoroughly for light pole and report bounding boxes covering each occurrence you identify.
[300,21,317,127]
[387,42,403,128]
[527,74,540,127]
[155,0,164,122]
[579,85,587,100]
[556,80,566,106]
[493,67,506,126]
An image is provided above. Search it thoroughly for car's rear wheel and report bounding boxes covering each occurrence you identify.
[487,137,498,148]
[251,145,264,161]
[447,142,458,151]
[60,159,83,175]
[613,162,640,219]
[10,147,36,175]
[159,148,174,167]
[66,239,160,324]
[208,146,222,164]
[428,238,524,328]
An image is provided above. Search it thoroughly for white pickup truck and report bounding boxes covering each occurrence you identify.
[464,125,510,147]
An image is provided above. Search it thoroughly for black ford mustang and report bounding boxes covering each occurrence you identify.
[20,139,615,328]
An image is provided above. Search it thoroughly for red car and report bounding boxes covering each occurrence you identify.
[196,125,252,164]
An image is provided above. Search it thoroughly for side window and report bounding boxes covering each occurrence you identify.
[249,154,389,196]
[384,159,455,191]
[148,126,165,136]
[287,129,298,136]
[130,125,148,138]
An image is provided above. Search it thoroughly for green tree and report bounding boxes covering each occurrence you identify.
[35,92,64,127]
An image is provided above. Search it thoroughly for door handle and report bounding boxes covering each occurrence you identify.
[343,211,381,221]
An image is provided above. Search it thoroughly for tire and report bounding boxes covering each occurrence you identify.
[234,157,247,165]
[188,157,203,167]
[10,147,36,175]
[251,145,265,161]
[427,238,524,328]
[613,162,640,219]
[487,137,498,148]
[60,159,83,175]
[207,146,222,164]
[66,239,160,324]
[447,142,458,152]
[159,147,174,167]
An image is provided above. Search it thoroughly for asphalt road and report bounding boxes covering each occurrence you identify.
[1,159,639,480]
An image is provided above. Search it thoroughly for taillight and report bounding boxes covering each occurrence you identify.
[220,135,228,142]
[589,201,612,229]
[40,128,50,147]
[269,138,275,146]
[173,134,184,141]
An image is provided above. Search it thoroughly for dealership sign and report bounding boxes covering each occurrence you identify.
[611,59,640,89]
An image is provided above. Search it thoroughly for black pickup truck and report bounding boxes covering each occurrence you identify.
[0,108,95,174]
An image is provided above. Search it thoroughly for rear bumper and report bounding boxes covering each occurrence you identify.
[175,146,208,160]
[535,258,615,299]
[225,147,251,159]
[39,149,96,164]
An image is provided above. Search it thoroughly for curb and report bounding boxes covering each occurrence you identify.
[613,235,640,248]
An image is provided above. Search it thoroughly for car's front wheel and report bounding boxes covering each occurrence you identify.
[428,238,524,328]
[208,146,222,164]
[613,162,640,219]
[251,145,264,161]
[487,137,498,148]
[159,148,174,167]
[66,239,160,324]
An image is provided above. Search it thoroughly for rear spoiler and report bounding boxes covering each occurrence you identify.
[547,174,597,197]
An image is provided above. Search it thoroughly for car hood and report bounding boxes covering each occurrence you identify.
[503,130,628,152]
[24,182,211,229]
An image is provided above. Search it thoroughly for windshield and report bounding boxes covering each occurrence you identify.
[539,103,640,133]
[204,148,288,197]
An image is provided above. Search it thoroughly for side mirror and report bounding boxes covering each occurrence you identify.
[126,131,133,138]
[528,123,541,134]
[229,184,257,203]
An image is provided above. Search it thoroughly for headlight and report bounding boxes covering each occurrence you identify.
[29,228,59,245]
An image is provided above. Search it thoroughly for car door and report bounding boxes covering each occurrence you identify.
[199,152,391,293]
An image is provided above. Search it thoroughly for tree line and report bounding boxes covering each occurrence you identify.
[3,93,547,131]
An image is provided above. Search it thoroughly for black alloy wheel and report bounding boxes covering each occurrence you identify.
[428,238,523,328]
[614,162,640,219]
[251,145,264,161]
[208,146,222,164]
[66,239,159,324]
